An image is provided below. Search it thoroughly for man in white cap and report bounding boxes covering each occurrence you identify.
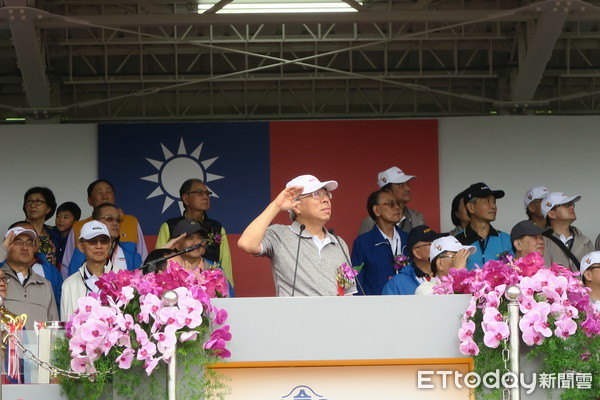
[524,186,550,228]
[358,166,425,235]
[541,192,593,273]
[238,174,355,296]
[61,220,115,319]
[580,252,600,311]
[415,236,475,295]
[0,226,58,329]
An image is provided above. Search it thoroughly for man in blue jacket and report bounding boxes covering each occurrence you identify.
[382,225,443,295]
[455,182,513,270]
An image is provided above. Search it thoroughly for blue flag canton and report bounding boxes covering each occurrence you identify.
[98,122,271,235]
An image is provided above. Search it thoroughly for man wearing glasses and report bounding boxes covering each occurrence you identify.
[351,189,409,295]
[541,192,593,273]
[238,174,355,297]
[358,166,425,235]
[62,179,147,279]
[67,203,142,275]
[61,221,113,320]
[580,252,600,312]
[0,226,58,329]
[382,225,443,295]
[155,178,233,289]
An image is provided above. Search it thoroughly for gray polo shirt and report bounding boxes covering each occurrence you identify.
[260,221,355,297]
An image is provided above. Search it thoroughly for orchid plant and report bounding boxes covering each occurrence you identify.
[393,254,410,274]
[335,263,362,295]
[434,252,600,399]
[54,261,231,400]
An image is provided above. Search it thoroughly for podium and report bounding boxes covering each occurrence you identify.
[211,295,473,399]
[3,295,477,400]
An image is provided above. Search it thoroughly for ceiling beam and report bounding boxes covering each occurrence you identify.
[202,0,233,14]
[511,8,569,102]
[7,5,51,108]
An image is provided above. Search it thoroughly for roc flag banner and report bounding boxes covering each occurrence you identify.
[98,122,271,237]
[98,120,439,297]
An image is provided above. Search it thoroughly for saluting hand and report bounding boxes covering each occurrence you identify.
[453,248,471,270]
[273,186,303,211]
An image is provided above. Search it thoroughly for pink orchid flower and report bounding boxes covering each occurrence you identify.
[459,338,480,356]
[458,320,476,341]
[116,348,135,369]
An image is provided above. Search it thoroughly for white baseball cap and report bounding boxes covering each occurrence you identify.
[524,186,550,209]
[541,192,581,218]
[5,227,37,240]
[377,166,416,188]
[429,236,476,262]
[79,220,110,241]
[580,251,600,274]
[286,174,338,195]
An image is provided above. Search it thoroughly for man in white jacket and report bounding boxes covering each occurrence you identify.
[60,221,113,320]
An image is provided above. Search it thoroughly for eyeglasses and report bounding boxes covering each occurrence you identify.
[298,190,332,200]
[82,237,111,245]
[378,200,402,207]
[13,239,36,248]
[187,190,213,197]
[438,254,456,259]
[25,199,47,206]
[98,216,122,223]
[0,276,9,284]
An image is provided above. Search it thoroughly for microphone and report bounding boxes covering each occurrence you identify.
[181,240,208,253]
[291,224,306,297]
[137,240,208,272]
[328,228,365,295]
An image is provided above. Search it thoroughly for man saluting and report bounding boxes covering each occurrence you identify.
[238,175,355,297]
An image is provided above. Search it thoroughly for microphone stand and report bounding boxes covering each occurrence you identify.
[328,228,365,295]
[137,241,207,273]
[291,224,306,297]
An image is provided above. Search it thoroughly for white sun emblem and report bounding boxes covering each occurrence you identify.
[140,138,224,213]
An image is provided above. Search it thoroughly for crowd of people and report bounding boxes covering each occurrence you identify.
[0,178,233,325]
[238,167,599,312]
[1,167,599,327]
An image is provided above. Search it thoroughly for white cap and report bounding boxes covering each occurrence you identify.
[377,166,416,188]
[580,251,600,274]
[429,236,476,262]
[286,174,338,195]
[524,186,550,209]
[541,192,581,218]
[79,220,110,241]
[5,227,37,240]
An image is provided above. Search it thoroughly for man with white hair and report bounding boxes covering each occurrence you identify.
[580,251,600,311]
[541,192,593,273]
[358,166,425,235]
[238,174,355,297]
[524,186,550,228]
